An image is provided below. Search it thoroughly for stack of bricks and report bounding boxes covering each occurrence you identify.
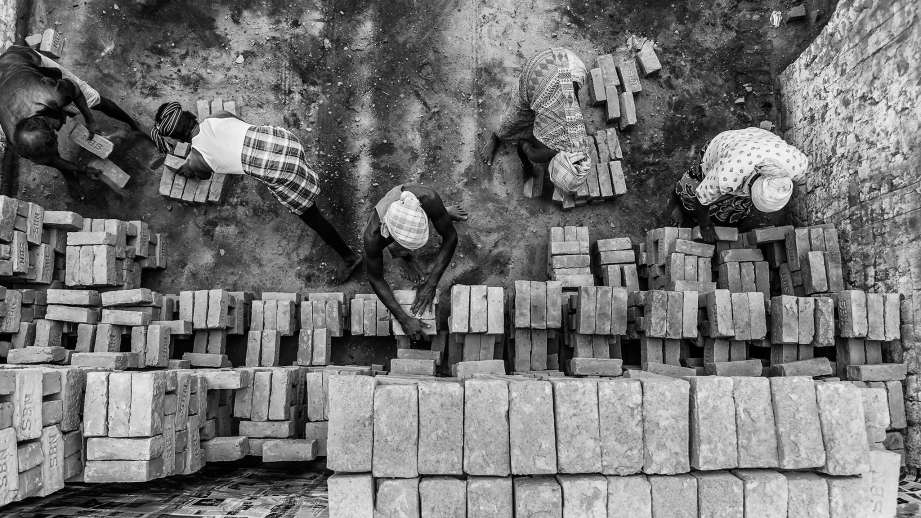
[588,51,641,132]
[564,130,627,207]
[832,290,903,381]
[512,281,563,373]
[297,292,345,367]
[595,237,639,290]
[179,290,238,368]
[449,285,505,377]
[632,290,702,377]
[244,292,296,368]
[64,218,165,289]
[781,224,846,296]
[158,98,234,203]
[4,289,61,364]
[0,197,53,283]
[568,286,629,376]
[716,247,771,298]
[0,367,84,504]
[233,366,318,461]
[643,227,718,293]
[547,226,594,288]
[326,374,897,518]
[699,289,769,376]
[349,293,392,337]
[82,369,206,482]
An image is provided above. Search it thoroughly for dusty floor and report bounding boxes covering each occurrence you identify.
[13,0,832,364]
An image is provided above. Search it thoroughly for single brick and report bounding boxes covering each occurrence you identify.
[514,476,562,518]
[783,472,829,518]
[599,379,643,475]
[733,377,778,468]
[463,379,510,476]
[733,469,788,518]
[606,475,652,518]
[326,375,376,472]
[553,378,602,473]
[642,379,690,474]
[649,474,697,518]
[558,475,607,517]
[693,471,743,518]
[689,377,738,470]
[372,384,418,478]
[467,476,513,518]
[509,380,557,475]
[770,377,825,469]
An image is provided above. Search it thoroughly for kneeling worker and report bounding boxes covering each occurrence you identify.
[0,44,141,190]
[150,102,362,281]
[669,126,808,242]
[481,47,592,195]
[363,185,467,341]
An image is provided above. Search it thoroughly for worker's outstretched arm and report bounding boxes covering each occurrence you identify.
[410,186,458,315]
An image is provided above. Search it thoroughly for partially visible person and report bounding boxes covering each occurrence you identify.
[362,184,467,342]
[0,44,141,190]
[667,127,809,241]
[481,47,592,195]
[151,102,362,282]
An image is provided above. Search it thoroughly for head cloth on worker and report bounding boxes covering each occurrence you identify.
[150,101,184,153]
[750,175,793,213]
[548,150,590,193]
[382,191,430,250]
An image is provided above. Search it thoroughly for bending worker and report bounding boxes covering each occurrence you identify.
[481,47,592,195]
[150,102,362,282]
[0,44,141,190]
[669,127,809,242]
[363,184,467,341]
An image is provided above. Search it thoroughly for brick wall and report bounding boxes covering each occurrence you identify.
[778,0,921,466]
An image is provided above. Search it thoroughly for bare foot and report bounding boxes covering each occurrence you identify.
[399,256,426,284]
[446,204,468,221]
[335,255,363,284]
[480,135,499,166]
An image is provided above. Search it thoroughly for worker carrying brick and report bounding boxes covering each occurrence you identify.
[0,44,141,191]
[363,185,467,341]
[668,127,809,242]
[150,102,362,282]
[481,47,591,194]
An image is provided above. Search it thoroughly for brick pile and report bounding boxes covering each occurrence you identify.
[326,374,898,517]
[449,284,505,377]
[512,280,563,373]
[547,226,594,287]
[65,218,165,289]
[158,98,234,204]
[642,226,722,292]
[566,286,629,376]
[595,237,639,290]
[349,293,393,337]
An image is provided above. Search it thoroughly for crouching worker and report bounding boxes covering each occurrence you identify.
[668,127,809,242]
[151,102,362,282]
[363,185,467,341]
[0,44,141,190]
[481,47,592,194]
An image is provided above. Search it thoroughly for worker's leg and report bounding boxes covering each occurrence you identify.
[516,141,536,181]
[298,204,362,282]
[92,97,140,130]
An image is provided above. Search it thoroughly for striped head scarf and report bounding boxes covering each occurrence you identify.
[150,102,184,153]
[382,191,430,250]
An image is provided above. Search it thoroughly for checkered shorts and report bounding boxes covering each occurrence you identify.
[241,126,320,215]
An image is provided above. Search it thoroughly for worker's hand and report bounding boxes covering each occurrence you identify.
[84,119,101,140]
[411,283,436,316]
[401,317,431,342]
[699,224,719,244]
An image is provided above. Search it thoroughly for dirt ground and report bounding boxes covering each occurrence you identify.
[12,0,833,364]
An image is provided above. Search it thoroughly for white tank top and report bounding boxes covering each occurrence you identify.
[191,117,253,175]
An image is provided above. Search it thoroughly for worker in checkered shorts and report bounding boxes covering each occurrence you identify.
[363,185,468,341]
[152,102,362,282]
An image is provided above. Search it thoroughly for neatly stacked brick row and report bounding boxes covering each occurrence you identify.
[448,285,505,376]
[832,290,903,380]
[628,290,703,377]
[716,248,771,297]
[297,292,345,367]
[158,98,234,203]
[511,281,563,373]
[558,130,626,207]
[65,218,165,289]
[695,288,769,376]
[174,289,237,368]
[565,286,630,376]
[781,224,846,295]
[547,226,594,287]
[595,237,640,290]
[0,367,84,505]
[82,369,206,482]
[349,293,393,337]
[326,374,897,517]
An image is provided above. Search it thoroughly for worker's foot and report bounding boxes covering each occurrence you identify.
[399,256,425,284]
[335,255,363,284]
[446,204,468,222]
[479,136,499,166]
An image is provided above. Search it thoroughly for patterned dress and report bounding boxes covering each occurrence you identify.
[676,128,808,225]
[494,48,587,154]
[240,126,320,216]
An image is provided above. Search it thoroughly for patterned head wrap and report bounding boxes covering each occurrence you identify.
[549,150,590,193]
[750,176,793,213]
[383,191,430,250]
[150,102,184,153]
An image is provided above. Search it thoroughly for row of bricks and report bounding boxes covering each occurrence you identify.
[241,328,332,368]
[327,375,877,477]
[780,250,846,294]
[575,286,629,335]
[329,460,893,518]
[513,280,563,329]
[716,259,769,294]
[349,295,394,336]
[449,285,504,335]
